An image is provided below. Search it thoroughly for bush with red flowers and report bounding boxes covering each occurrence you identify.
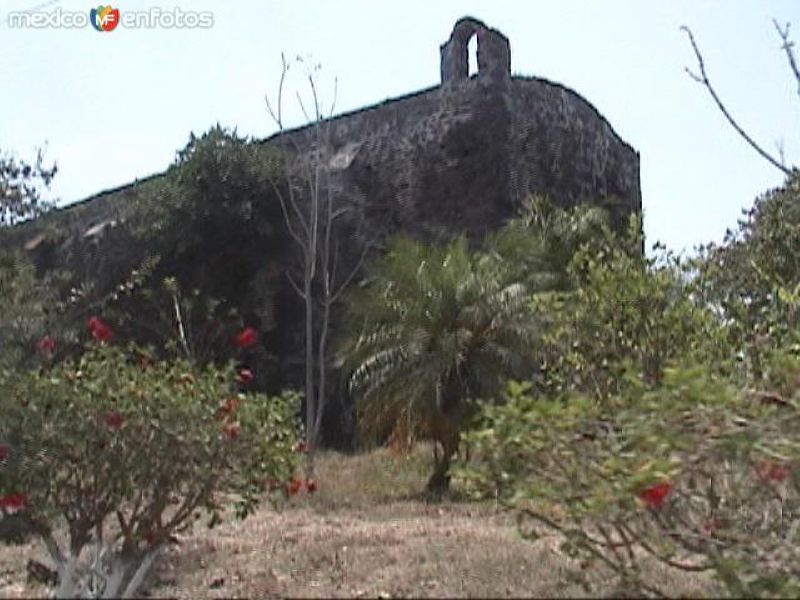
[447,193,800,597]
[0,342,299,597]
[459,356,800,598]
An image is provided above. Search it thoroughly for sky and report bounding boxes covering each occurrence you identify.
[1,0,799,254]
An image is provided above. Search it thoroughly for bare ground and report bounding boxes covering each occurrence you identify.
[0,447,715,598]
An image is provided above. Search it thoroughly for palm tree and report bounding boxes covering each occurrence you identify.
[341,235,539,492]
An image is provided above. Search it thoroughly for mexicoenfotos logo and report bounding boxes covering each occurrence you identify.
[6,6,214,30]
[90,6,120,32]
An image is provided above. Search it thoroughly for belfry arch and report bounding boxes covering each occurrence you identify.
[440,17,511,85]
[467,33,478,77]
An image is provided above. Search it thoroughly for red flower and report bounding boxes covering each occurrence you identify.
[222,421,241,440]
[638,481,674,509]
[0,443,8,461]
[237,368,254,385]
[36,335,56,355]
[306,479,318,493]
[104,411,124,429]
[287,477,303,496]
[0,493,27,512]
[87,316,114,343]
[292,440,308,453]
[217,397,239,419]
[756,460,791,483]
[234,327,257,349]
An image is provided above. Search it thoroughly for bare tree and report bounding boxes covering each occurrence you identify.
[265,54,368,474]
[681,23,798,175]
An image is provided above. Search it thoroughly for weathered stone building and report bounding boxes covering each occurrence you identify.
[8,15,641,258]
[272,16,640,241]
[4,17,641,445]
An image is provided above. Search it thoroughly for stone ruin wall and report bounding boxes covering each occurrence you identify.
[269,16,640,245]
[5,16,641,266]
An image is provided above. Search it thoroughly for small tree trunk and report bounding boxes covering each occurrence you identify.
[426,434,458,494]
[304,273,315,477]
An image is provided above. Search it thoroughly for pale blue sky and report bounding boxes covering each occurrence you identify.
[1,0,798,253]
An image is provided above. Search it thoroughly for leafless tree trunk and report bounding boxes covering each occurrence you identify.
[681,24,798,175]
[265,54,367,475]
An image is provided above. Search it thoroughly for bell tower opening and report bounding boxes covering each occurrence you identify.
[467,33,478,78]
[440,17,511,86]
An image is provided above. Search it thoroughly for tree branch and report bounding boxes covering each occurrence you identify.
[331,243,369,304]
[172,291,193,363]
[773,19,800,100]
[269,174,309,250]
[680,25,793,176]
[286,270,306,300]
[264,52,288,129]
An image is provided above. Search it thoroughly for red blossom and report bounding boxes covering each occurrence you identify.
[87,316,114,343]
[104,411,124,429]
[756,460,791,483]
[217,397,239,419]
[292,440,308,453]
[287,477,303,496]
[36,335,56,355]
[0,443,8,461]
[234,327,258,349]
[0,493,27,512]
[638,481,674,509]
[306,479,318,493]
[222,421,241,440]
[237,368,254,385]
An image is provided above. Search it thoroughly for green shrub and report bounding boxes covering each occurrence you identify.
[460,356,800,597]
[532,215,729,400]
[0,250,75,370]
[458,187,800,596]
[693,174,800,380]
[0,336,299,597]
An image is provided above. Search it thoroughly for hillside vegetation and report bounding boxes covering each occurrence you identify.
[1,125,799,596]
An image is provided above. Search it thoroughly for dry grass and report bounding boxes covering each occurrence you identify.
[0,445,717,598]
